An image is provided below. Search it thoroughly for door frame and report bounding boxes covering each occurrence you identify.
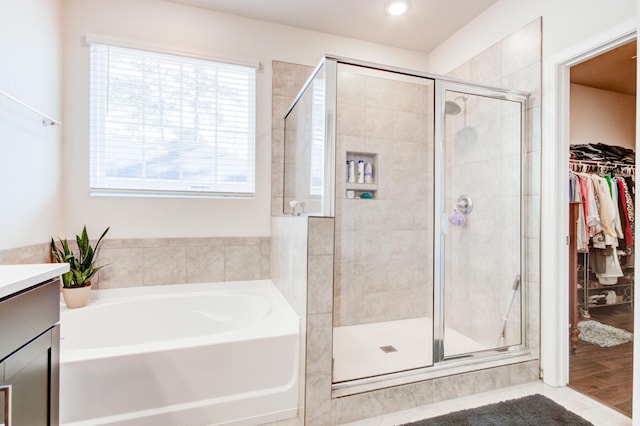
[540,18,637,388]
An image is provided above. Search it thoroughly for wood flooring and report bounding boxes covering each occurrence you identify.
[569,305,633,417]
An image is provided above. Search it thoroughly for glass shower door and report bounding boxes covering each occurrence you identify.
[331,63,435,383]
[436,83,526,360]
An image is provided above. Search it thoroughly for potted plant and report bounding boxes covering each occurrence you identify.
[51,226,110,308]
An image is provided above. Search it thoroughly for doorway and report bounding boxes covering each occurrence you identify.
[567,39,637,416]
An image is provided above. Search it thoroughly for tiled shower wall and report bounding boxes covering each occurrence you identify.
[442,94,524,346]
[330,18,542,423]
[271,61,316,217]
[334,69,435,327]
[0,237,270,288]
[445,18,542,353]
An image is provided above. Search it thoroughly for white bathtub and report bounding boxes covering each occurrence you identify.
[59,280,300,426]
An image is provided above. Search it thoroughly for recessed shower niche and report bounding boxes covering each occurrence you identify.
[283,56,529,389]
[345,151,377,199]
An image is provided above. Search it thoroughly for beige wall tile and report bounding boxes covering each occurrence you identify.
[0,243,50,264]
[305,373,332,425]
[306,313,332,375]
[334,388,387,424]
[272,127,285,164]
[97,247,144,289]
[143,246,185,285]
[501,19,542,78]
[272,61,315,98]
[384,380,435,415]
[260,238,271,279]
[470,42,502,85]
[224,245,262,281]
[433,372,475,403]
[307,255,333,315]
[185,246,225,283]
[308,218,334,255]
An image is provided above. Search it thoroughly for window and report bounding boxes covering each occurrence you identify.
[89,43,256,197]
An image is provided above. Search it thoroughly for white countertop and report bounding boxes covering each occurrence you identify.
[0,263,69,299]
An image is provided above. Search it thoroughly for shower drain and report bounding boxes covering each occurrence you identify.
[379,345,398,353]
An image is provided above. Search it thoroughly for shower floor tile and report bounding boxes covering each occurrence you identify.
[333,317,431,383]
[333,317,487,383]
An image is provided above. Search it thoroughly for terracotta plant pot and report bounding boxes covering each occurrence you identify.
[62,285,92,308]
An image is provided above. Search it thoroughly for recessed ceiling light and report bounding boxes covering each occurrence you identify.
[385,0,409,16]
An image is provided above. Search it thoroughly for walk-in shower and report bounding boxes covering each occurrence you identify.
[283,56,528,389]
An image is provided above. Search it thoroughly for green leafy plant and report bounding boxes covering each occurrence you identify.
[51,226,110,288]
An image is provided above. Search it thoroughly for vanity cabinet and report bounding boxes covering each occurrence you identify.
[0,277,61,426]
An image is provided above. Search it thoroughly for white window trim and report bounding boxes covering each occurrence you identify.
[85,33,260,70]
[87,35,259,198]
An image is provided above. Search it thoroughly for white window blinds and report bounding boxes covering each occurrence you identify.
[90,43,256,197]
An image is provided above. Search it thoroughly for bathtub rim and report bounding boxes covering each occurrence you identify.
[60,279,299,363]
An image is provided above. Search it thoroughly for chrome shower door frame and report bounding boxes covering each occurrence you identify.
[434,80,529,363]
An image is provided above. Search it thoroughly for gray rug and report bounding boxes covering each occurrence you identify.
[399,394,593,425]
[577,320,633,348]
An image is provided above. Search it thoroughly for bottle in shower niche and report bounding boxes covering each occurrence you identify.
[348,160,356,183]
[357,160,365,183]
[364,162,372,184]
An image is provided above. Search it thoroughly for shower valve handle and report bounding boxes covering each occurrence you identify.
[455,194,473,215]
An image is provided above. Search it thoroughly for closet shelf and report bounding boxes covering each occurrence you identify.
[0,89,61,127]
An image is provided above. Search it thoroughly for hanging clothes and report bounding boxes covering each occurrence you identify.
[570,170,634,285]
[616,178,632,249]
[570,172,588,252]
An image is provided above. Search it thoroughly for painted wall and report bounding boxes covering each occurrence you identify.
[570,83,636,149]
[426,0,636,75]
[0,0,62,250]
[7,0,634,247]
[61,0,428,241]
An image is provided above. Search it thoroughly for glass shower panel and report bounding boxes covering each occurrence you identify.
[283,67,326,215]
[332,64,435,383]
[441,88,523,358]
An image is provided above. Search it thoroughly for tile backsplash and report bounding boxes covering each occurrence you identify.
[0,237,270,289]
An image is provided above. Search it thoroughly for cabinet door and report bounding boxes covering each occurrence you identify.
[1,328,57,426]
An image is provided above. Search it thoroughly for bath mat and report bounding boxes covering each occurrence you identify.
[399,394,593,425]
[577,320,633,348]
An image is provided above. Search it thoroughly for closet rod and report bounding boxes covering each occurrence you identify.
[0,89,61,126]
[569,159,635,168]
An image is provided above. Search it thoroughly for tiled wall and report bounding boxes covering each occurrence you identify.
[270,216,309,426]
[271,61,316,217]
[327,18,542,423]
[332,361,539,424]
[96,237,270,288]
[1,237,270,288]
[445,18,541,354]
[271,216,335,425]
[442,95,523,347]
[0,243,50,265]
[334,68,435,327]
[283,68,325,216]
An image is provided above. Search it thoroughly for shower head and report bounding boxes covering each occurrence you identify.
[445,100,461,115]
[445,95,469,115]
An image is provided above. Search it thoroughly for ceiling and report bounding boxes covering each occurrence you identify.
[165,0,636,96]
[166,0,498,53]
[571,40,637,96]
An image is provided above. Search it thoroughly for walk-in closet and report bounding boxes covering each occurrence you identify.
[568,40,636,416]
